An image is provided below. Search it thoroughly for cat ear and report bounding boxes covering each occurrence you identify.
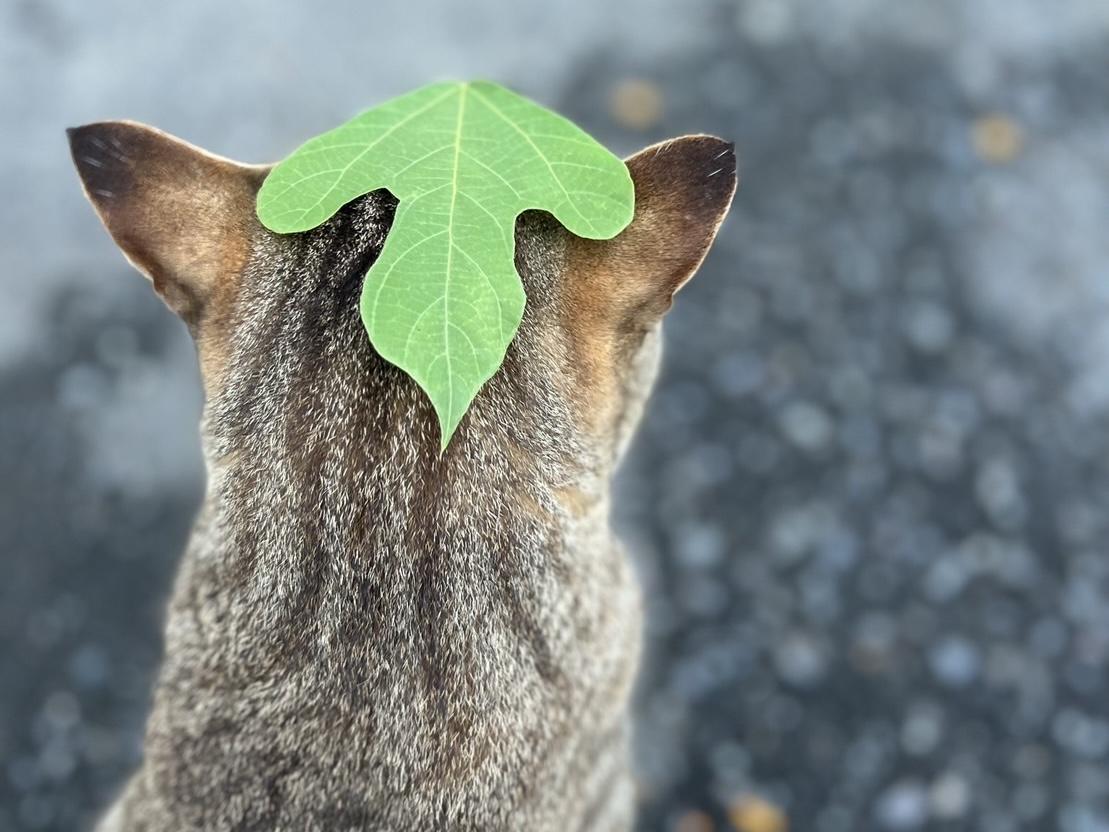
[566,134,736,323]
[67,120,267,326]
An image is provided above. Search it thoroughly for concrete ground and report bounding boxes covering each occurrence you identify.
[2,1,1109,829]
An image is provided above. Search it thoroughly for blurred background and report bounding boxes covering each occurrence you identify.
[3,0,1109,829]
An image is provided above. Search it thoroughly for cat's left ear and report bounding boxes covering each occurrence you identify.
[67,120,267,327]
[565,134,737,323]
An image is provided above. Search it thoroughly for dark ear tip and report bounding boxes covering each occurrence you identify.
[628,134,738,193]
[667,135,737,206]
[684,134,737,181]
[66,122,110,155]
[67,122,140,205]
[66,124,89,158]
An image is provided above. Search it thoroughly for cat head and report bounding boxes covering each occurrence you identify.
[68,120,735,490]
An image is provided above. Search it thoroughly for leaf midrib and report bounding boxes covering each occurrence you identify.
[440,82,470,434]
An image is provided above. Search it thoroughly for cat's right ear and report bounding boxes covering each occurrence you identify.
[67,120,268,327]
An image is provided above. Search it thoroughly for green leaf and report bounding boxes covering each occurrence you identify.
[257,81,635,448]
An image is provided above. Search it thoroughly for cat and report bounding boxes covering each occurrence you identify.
[68,116,735,831]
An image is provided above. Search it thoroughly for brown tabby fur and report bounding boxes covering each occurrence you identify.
[68,116,735,831]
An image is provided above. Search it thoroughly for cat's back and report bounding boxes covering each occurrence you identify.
[132,339,642,829]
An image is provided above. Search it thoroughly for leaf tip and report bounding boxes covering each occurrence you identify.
[436,407,463,453]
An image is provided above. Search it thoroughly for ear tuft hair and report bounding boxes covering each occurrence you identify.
[67,123,142,210]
